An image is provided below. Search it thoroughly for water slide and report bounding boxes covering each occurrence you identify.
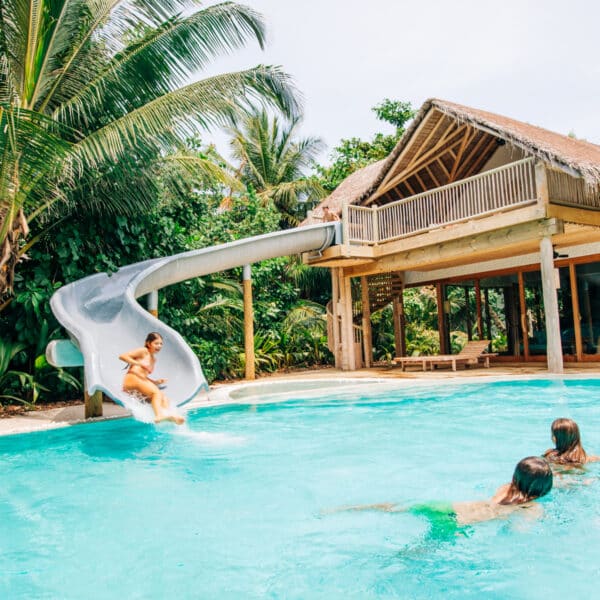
[46,222,340,415]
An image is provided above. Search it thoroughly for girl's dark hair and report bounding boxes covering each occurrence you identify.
[145,332,162,345]
[544,418,587,465]
[498,457,553,505]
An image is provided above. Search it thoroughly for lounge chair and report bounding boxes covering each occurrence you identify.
[393,340,495,372]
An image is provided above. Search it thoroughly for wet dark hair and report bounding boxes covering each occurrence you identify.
[145,332,163,346]
[498,457,553,505]
[544,418,587,465]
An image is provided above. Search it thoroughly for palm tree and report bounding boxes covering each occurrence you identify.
[228,109,325,228]
[0,0,298,299]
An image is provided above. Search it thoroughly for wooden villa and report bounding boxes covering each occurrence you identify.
[302,99,600,373]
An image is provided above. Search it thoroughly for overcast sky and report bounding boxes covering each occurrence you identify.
[204,0,600,162]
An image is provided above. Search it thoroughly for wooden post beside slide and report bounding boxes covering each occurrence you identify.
[243,265,256,380]
[84,374,103,418]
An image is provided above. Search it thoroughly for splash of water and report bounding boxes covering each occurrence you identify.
[120,391,185,425]
[173,425,246,446]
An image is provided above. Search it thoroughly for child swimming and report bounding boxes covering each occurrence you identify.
[543,418,599,466]
[339,457,553,539]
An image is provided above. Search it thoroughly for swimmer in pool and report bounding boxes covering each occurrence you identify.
[338,457,553,539]
[119,332,184,425]
[543,418,599,467]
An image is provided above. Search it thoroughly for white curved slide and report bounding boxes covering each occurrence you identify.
[46,223,340,410]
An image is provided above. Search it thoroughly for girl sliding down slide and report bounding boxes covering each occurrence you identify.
[119,332,184,425]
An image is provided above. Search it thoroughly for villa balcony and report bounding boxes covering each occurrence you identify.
[342,157,600,247]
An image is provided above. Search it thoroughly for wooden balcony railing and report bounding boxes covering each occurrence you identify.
[344,158,538,244]
[547,168,600,210]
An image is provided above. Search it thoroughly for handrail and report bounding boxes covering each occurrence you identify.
[346,158,537,244]
[547,168,600,210]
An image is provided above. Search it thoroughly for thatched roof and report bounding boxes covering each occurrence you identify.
[305,98,600,220]
[301,159,386,225]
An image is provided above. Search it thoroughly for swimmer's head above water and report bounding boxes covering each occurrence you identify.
[544,418,587,465]
[497,456,553,505]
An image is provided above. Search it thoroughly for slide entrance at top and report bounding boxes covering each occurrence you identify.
[46,223,340,409]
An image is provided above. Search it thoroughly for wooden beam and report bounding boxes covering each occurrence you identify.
[535,162,549,210]
[518,271,529,359]
[425,165,441,187]
[360,276,372,368]
[393,137,467,190]
[454,133,494,180]
[474,279,483,339]
[339,270,356,370]
[84,373,103,419]
[547,204,600,227]
[392,294,403,358]
[404,123,466,169]
[243,265,255,380]
[569,262,583,360]
[464,286,472,339]
[449,128,475,181]
[436,157,451,181]
[376,109,446,194]
[346,217,562,278]
[414,172,427,193]
[374,125,467,198]
[436,283,447,354]
[331,268,341,368]
[462,137,498,178]
[404,178,417,195]
[484,288,493,341]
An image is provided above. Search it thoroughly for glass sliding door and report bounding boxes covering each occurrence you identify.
[575,262,600,356]
[479,274,521,356]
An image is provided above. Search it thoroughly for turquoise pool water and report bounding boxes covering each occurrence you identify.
[1,378,599,599]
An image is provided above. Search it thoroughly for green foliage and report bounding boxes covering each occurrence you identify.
[1,0,299,299]
[317,99,415,192]
[228,109,326,228]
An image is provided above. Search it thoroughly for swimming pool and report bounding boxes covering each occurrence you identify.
[1,378,599,599]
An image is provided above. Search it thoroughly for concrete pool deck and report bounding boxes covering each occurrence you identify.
[1,363,599,436]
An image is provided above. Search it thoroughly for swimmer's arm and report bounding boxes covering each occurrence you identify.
[324,503,402,515]
[118,348,147,369]
[587,455,600,463]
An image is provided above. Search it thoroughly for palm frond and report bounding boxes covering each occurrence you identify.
[55,2,268,126]
[73,66,298,167]
[164,152,242,192]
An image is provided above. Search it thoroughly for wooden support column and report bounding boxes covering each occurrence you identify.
[243,265,255,380]
[436,283,448,354]
[484,289,492,340]
[330,268,342,368]
[539,237,563,373]
[147,290,158,317]
[518,271,529,359]
[84,376,103,419]
[360,276,372,368]
[339,269,356,371]
[392,295,404,359]
[569,263,583,360]
[464,286,472,340]
[399,287,407,358]
[535,162,549,210]
[474,279,484,339]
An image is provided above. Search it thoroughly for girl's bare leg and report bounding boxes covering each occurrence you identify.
[124,376,184,425]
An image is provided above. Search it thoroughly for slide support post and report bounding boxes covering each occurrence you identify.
[243,265,256,380]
